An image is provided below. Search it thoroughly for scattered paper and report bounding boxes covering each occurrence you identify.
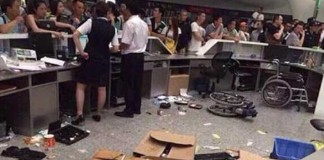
[180,88,192,98]
[178,112,186,116]
[202,146,221,150]
[40,57,65,66]
[257,130,267,135]
[204,123,212,126]
[212,134,221,139]
[195,145,201,153]
[0,144,8,148]
[78,149,88,154]
[247,140,253,147]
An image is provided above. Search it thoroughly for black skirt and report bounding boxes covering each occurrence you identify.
[76,59,109,86]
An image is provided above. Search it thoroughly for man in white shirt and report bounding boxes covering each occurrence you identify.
[115,0,149,118]
[251,6,264,29]
[238,21,250,41]
[188,12,206,53]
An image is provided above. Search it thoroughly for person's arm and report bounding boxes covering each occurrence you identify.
[160,27,168,41]
[55,21,76,32]
[214,25,223,39]
[72,19,92,59]
[0,16,24,33]
[273,25,284,40]
[26,15,63,38]
[152,31,166,40]
[298,30,305,47]
[110,28,120,53]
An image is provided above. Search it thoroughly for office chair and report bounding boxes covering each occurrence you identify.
[197,51,247,97]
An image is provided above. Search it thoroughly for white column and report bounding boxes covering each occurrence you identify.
[315,76,324,116]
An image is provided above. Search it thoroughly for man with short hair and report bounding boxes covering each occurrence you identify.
[251,6,264,30]
[149,6,166,39]
[205,15,223,40]
[266,15,284,44]
[188,12,206,52]
[286,22,305,47]
[115,0,149,118]
[238,21,250,41]
[71,0,87,27]
[282,22,292,45]
[176,9,191,53]
[223,19,240,41]
[0,0,26,33]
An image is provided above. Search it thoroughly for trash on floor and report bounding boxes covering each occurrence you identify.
[1,146,46,160]
[178,106,187,112]
[92,149,144,160]
[157,109,164,116]
[195,145,201,153]
[0,143,8,148]
[78,149,88,154]
[212,134,221,140]
[246,139,253,146]
[133,130,196,160]
[202,145,221,150]
[238,150,267,160]
[145,112,152,115]
[195,152,236,160]
[257,130,267,135]
[23,134,43,145]
[311,140,324,150]
[203,123,212,126]
[180,88,192,98]
[178,112,186,116]
[189,103,203,110]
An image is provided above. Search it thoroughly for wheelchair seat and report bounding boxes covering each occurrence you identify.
[280,72,303,81]
[310,119,324,131]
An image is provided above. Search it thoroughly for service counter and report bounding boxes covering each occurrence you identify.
[1,34,324,136]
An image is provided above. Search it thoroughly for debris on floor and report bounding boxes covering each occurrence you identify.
[203,123,212,126]
[178,111,186,116]
[257,130,267,135]
[0,143,8,148]
[212,133,221,139]
[202,145,221,150]
[145,111,152,115]
[78,149,88,154]
[246,139,253,146]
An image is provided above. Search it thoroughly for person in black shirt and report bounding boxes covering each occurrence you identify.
[176,9,191,53]
[266,15,284,44]
[303,20,321,48]
[149,6,166,39]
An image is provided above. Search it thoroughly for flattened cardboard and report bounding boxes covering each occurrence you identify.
[167,74,189,96]
[134,130,196,160]
[238,150,267,160]
[92,149,143,160]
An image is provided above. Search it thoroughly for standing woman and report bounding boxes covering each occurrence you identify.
[49,0,75,31]
[161,17,182,53]
[72,1,119,125]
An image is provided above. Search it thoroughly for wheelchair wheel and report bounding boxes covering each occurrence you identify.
[261,79,292,107]
[210,91,244,106]
[207,105,238,117]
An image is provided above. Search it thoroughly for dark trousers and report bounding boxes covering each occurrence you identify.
[121,53,144,114]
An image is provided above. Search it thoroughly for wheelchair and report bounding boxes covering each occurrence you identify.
[199,52,257,118]
[261,59,309,111]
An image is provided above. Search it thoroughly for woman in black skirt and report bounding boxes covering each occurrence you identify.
[72,1,119,125]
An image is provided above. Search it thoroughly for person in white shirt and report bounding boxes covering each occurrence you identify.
[71,1,119,125]
[188,12,206,52]
[251,6,264,29]
[238,21,250,41]
[161,17,182,53]
[115,0,149,118]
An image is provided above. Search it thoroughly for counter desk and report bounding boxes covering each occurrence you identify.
[1,34,324,136]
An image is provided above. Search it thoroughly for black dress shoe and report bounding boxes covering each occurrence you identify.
[134,111,141,114]
[71,115,85,125]
[114,111,134,118]
[92,115,101,122]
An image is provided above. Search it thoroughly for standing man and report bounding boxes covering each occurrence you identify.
[149,6,166,39]
[251,6,264,30]
[176,9,191,53]
[282,22,292,45]
[0,0,26,33]
[266,15,284,45]
[251,21,264,42]
[286,22,305,47]
[115,0,149,118]
[205,15,223,40]
[188,12,206,53]
[238,21,250,41]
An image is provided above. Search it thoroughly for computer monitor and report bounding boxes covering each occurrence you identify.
[29,33,55,59]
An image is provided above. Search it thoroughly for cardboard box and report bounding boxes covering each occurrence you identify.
[167,74,189,96]
[238,150,267,160]
[92,149,144,160]
[133,130,196,160]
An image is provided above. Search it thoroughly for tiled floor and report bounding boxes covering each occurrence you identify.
[1,91,323,159]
